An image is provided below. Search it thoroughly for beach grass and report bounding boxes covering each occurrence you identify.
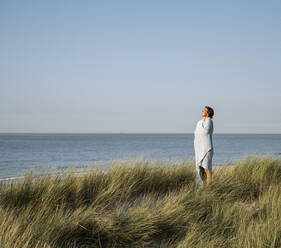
[0,156,280,248]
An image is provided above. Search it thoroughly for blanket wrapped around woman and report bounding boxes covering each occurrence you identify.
[194,117,214,187]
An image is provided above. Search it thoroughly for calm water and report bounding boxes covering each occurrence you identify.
[0,133,281,179]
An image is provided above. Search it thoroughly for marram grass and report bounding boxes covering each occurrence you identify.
[0,156,280,248]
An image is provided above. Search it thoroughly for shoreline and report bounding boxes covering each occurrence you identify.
[0,163,236,182]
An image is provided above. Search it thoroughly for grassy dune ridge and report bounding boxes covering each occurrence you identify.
[0,156,280,248]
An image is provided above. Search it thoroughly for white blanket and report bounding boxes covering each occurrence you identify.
[194,117,214,165]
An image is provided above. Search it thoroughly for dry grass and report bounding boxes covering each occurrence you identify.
[0,155,280,248]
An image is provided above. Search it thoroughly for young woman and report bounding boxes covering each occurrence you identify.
[194,106,214,187]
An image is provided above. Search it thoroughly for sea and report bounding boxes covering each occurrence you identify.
[0,133,281,179]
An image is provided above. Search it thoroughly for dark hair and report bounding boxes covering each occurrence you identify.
[205,106,214,118]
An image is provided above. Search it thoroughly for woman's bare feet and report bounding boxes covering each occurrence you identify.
[203,168,212,185]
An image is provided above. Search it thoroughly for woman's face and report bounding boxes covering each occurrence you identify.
[201,108,208,118]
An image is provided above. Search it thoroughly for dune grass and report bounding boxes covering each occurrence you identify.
[0,156,280,248]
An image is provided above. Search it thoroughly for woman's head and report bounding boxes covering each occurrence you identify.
[201,106,214,119]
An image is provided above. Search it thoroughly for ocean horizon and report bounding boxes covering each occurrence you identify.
[1,133,281,179]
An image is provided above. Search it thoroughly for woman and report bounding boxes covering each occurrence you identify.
[194,106,214,187]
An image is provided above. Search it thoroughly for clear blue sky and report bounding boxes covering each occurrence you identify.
[0,1,280,133]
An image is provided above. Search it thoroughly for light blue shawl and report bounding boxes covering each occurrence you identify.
[194,117,214,165]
